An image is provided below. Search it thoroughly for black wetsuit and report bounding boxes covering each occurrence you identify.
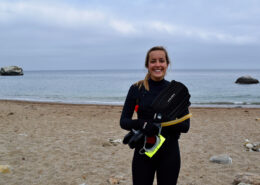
[120,79,190,185]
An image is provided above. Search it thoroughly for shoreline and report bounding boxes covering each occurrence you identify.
[1,99,260,109]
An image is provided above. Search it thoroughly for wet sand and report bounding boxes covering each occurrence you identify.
[0,100,259,185]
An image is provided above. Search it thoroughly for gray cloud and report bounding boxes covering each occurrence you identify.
[0,0,260,70]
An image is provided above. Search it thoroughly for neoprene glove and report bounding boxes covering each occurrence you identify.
[142,121,161,136]
[122,129,145,149]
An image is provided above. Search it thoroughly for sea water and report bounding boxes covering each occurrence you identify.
[0,69,260,107]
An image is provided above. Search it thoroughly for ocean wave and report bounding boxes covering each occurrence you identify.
[0,97,125,105]
[192,101,260,108]
[2,97,260,108]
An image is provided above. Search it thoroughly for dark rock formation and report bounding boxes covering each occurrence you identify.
[235,76,259,84]
[0,66,23,76]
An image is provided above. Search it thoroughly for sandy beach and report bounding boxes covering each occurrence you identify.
[0,100,259,185]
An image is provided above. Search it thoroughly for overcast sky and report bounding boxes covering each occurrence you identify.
[0,0,260,70]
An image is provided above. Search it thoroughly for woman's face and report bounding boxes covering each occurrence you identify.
[147,50,168,81]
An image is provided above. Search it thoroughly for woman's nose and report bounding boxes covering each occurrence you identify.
[154,60,160,66]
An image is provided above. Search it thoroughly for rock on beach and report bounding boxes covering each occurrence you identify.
[244,139,260,152]
[209,154,232,164]
[234,172,260,185]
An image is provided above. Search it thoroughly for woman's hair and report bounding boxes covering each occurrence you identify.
[135,46,170,91]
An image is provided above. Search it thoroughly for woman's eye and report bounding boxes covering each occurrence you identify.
[150,60,156,63]
[159,59,165,63]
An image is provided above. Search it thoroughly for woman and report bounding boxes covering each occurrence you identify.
[120,46,190,185]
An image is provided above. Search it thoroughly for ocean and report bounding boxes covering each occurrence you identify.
[0,69,260,107]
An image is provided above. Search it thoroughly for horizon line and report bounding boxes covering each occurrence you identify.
[22,68,260,71]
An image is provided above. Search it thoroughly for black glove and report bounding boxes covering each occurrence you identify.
[128,130,144,149]
[142,121,161,136]
[123,130,144,149]
[123,130,134,144]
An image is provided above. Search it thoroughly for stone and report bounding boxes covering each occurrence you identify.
[108,138,122,145]
[245,143,254,149]
[209,154,232,164]
[108,177,120,184]
[244,140,260,152]
[234,172,260,185]
[0,165,11,173]
[108,175,125,184]
[0,66,23,76]
[252,142,260,152]
[235,76,259,84]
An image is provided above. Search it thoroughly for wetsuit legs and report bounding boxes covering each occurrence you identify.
[132,139,180,185]
[156,139,180,185]
[132,149,156,185]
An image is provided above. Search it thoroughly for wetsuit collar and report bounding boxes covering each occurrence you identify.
[148,78,166,86]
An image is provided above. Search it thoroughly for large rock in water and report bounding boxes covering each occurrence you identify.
[0,66,23,76]
[235,76,259,84]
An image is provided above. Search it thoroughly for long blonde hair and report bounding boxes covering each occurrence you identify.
[135,46,171,91]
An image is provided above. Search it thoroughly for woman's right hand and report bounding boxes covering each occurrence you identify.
[142,121,161,136]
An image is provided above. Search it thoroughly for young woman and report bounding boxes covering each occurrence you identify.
[120,46,190,185]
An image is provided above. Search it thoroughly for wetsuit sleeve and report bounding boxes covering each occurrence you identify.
[120,85,143,131]
[170,82,190,133]
[165,108,190,134]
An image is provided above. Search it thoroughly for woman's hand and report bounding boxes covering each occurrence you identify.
[142,121,161,136]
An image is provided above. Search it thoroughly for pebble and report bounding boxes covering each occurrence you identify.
[108,175,125,184]
[18,133,28,137]
[209,154,232,164]
[245,143,254,149]
[0,165,11,173]
[108,138,122,146]
[244,139,260,152]
[108,177,120,184]
[7,112,14,116]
